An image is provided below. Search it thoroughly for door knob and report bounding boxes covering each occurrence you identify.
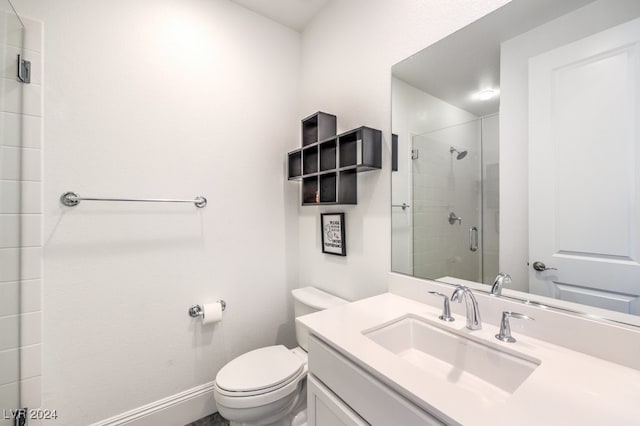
[532,261,557,272]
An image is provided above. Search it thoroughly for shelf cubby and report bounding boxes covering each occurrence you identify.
[303,176,319,204]
[338,170,357,204]
[338,127,382,171]
[302,145,319,175]
[319,139,337,172]
[302,112,337,146]
[288,112,381,206]
[288,149,302,180]
[319,173,337,203]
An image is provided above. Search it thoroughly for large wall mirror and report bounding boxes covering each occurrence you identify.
[391,0,640,326]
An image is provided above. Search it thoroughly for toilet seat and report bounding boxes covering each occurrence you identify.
[214,345,308,409]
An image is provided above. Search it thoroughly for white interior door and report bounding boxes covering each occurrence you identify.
[529,18,640,314]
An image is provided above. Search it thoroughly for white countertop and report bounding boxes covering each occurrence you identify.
[298,293,640,425]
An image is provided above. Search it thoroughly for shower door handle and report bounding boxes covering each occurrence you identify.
[469,227,478,252]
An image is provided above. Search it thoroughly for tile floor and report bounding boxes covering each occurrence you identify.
[184,412,229,426]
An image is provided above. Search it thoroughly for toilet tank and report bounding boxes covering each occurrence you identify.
[292,287,348,351]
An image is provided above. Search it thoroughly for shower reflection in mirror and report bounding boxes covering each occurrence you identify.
[405,115,499,285]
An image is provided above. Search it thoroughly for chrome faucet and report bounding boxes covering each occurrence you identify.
[491,272,511,296]
[495,311,534,343]
[428,291,455,322]
[450,286,482,330]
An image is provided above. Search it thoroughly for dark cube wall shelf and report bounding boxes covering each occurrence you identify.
[302,111,337,146]
[319,139,337,171]
[302,145,319,175]
[287,111,381,206]
[338,127,382,170]
[288,149,302,180]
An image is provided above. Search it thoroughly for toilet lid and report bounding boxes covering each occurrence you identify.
[216,345,304,393]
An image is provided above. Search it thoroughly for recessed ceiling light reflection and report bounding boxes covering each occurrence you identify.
[475,89,499,101]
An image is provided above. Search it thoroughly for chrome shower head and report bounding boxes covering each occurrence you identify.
[450,146,468,160]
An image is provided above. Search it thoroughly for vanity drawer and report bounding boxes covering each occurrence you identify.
[308,374,368,426]
[308,335,447,426]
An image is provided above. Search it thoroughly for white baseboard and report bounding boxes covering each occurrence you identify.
[90,381,217,426]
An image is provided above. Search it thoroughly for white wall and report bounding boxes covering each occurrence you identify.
[11,1,300,425]
[297,0,511,301]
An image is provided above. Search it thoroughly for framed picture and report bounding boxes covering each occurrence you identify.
[321,213,346,256]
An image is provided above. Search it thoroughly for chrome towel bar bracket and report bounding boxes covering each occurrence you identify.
[60,191,207,208]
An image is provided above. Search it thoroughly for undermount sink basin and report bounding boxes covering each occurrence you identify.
[363,314,540,397]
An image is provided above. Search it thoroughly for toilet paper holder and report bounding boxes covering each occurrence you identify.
[188,300,226,318]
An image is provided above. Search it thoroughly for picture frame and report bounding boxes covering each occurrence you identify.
[321,213,346,256]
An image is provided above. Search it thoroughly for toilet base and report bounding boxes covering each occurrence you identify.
[222,381,307,426]
[291,409,307,426]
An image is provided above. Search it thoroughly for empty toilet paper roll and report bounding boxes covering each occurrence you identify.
[201,302,223,325]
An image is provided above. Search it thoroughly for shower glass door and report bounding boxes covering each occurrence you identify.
[0,0,25,421]
[411,116,499,284]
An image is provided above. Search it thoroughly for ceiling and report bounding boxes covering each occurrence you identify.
[392,0,595,117]
[231,0,330,31]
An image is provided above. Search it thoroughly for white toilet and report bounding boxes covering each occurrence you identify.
[213,287,348,426]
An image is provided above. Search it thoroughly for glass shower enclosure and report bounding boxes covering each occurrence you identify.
[411,115,499,284]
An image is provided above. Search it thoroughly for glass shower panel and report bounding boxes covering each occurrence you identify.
[412,119,483,282]
[0,0,25,420]
[481,115,500,284]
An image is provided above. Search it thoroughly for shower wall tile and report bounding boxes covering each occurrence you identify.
[0,112,20,146]
[0,248,41,283]
[0,215,42,248]
[0,215,22,248]
[0,315,20,351]
[0,248,20,283]
[0,77,41,116]
[0,282,17,316]
[0,280,41,317]
[21,280,41,314]
[0,312,41,351]
[21,247,41,280]
[0,146,41,181]
[0,180,42,213]
[1,14,41,53]
[20,18,42,53]
[21,344,41,380]
[1,11,23,50]
[0,348,18,385]
[21,313,41,348]
[0,77,21,114]
[1,112,42,149]
[23,215,43,247]
[0,16,43,411]
[0,383,20,423]
[0,344,42,383]
[0,376,42,418]
[0,44,18,81]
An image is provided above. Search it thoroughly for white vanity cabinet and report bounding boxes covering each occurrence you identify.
[307,335,447,426]
[307,375,367,426]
